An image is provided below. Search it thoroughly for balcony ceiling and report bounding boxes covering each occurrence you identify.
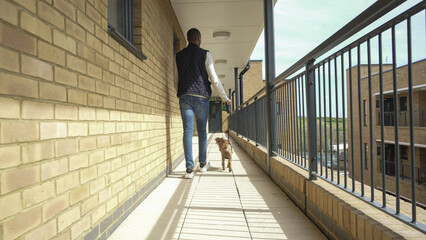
[171,0,265,95]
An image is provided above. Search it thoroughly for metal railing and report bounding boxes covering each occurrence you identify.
[378,110,426,127]
[230,0,426,232]
[380,160,426,185]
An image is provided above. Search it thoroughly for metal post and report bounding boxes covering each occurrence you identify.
[264,0,276,175]
[306,59,317,180]
[235,68,239,109]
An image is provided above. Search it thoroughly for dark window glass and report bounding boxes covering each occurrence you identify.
[400,145,408,160]
[400,96,407,112]
[363,100,368,126]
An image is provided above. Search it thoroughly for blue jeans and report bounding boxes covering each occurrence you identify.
[179,95,210,169]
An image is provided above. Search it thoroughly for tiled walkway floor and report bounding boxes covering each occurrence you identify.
[109,133,326,240]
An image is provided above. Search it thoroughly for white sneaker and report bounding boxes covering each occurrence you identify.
[200,161,210,172]
[185,172,194,179]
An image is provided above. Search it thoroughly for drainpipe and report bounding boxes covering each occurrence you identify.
[234,68,239,109]
[231,90,235,112]
[239,61,251,105]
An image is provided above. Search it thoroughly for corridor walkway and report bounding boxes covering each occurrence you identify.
[109,133,326,240]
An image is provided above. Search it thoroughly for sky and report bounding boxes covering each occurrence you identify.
[250,0,426,78]
[249,0,426,118]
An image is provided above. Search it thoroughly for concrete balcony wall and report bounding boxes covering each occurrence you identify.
[230,131,425,240]
[0,0,185,239]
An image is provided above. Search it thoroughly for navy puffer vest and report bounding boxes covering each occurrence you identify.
[176,43,211,98]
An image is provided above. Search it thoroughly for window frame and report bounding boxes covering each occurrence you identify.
[364,143,368,170]
[107,0,147,60]
[363,99,368,126]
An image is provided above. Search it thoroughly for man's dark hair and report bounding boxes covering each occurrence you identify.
[187,28,201,42]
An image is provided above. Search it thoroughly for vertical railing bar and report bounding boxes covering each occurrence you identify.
[357,43,365,196]
[302,75,307,168]
[319,65,323,176]
[329,59,333,181]
[406,17,416,223]
[367,37,375,201]
[378,32,386,207]
[285,83,288,158]
[280,86,284,157]
[298,76,302,165]
[341,52,347,188]
[292,78,297,163]
[324,62,328,179]
[349,48,355,192]
[335,55,340,184]
[255,97,258,146]
[287,83,291,160]
[392,25,400,214]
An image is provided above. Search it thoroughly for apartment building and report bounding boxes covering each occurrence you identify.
[347,59,426,204]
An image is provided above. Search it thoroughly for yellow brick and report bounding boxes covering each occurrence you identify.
[77,10,94,33]
[38,1,65,30]
[97,135,110,148]
[56,172,79,194]
[53,29,76,54]
[1,165,39,194]
[41,122,67,140]
[69,154,89,171]
[357,214,366,240]
[42,194,69,221]
[79,136,97,152]
[3,207,41,240]
[38,41,65,65]
[88,63,102,79]
[67,55,87,74]
[80,166,97,184]
[104,123,116,134]
[53,0,76,20]
[22,141,55,163]
[40,82,67,102]
[71,215,90,240]
[86,3,101,25]
[1,122,39,143]
[0,146,20,169]
[0,46,19,72]
[20,11,52,42]
[14,0,37,13]
[68,122,88,137]
[81,195,98,215]
[56,139,78,157]
[89,150,104,165]
[70,184,89,205]
[0,22,37,54]
[77,42,95,62]
[66,18,85,43]
[22,101,54,120]
[58,206,80,232]
[91,205,106,225]
[68,88,87,105]
[0,97,19,119]
[88,93,103,107]
[96,109,110,120]
[105,147,117,159]
[106,196,118,212]
[89,122,103,135]
[79,107,96,120]
[55,104,78,120]
[86,32,101,52]
[54,66,77,87]
[24,219,57,240]
[78,75,95,91]
[0,192,22,221]
[22,55,53,81]
[42,158,68,181]
[0,0,18,25]
[0,72,38,98]
[23,181,55,207]
[104,97,116,109]
[90,177,105,194]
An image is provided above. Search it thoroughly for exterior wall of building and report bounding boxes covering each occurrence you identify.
[347,60,426,204]
[0,0,185,239]
[243,60,264,103]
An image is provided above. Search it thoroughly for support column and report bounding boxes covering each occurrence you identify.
[306,59,317,180]
[264,0,276,175]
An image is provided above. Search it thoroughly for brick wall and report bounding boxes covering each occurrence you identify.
[0,0,185,239]
[243,60,264,103]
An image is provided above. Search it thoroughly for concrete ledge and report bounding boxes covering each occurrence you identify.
[230,131,425,240]
[83,154,184,240]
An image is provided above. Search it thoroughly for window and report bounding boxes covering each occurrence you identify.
[364,143,368,170]
[363,100,368,126]
[400,145,408,160]
[108,0,146,60]
[377,146,381,156]
[400,96,407,112]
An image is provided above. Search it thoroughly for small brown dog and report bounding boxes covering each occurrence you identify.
[215,137,233,172]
